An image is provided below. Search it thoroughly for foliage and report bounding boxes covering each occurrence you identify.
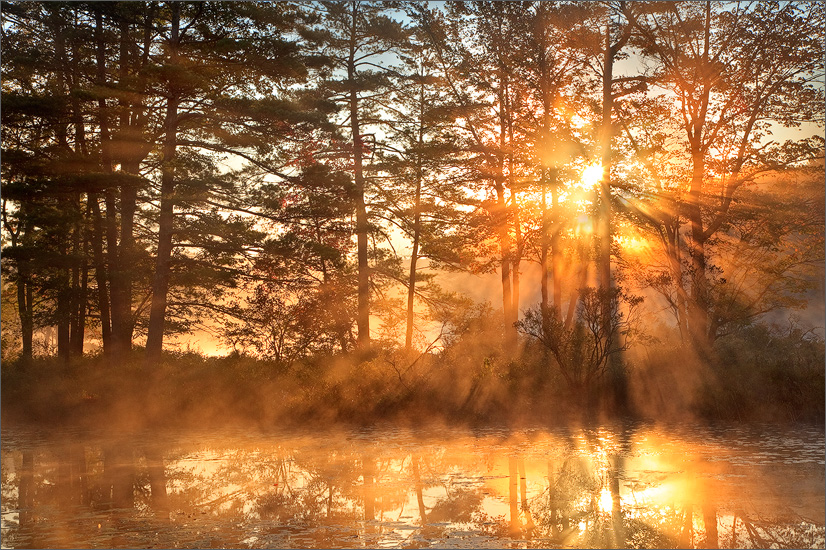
[517,287,643,391]
[697,319,825,422]
[0,2,823,424]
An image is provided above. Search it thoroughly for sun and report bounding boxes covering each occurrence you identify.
[580,163,603,190]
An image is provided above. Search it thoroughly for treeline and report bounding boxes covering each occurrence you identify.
[1,2,824,403]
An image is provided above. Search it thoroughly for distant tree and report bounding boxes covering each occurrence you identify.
[224,163,358,357]
[414,1,532,352]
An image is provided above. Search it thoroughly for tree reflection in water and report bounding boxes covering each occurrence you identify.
[0,425,823,548]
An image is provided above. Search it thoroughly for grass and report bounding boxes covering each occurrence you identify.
[2,321,823,430]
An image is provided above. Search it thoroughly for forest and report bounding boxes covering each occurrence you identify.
[1,0,824,428]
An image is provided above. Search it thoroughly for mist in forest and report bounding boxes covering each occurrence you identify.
[1,1,824,432]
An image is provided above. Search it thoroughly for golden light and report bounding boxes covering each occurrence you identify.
[598,487,614,513]
[615,235,647,251]
[580,163,603,190]
[574,213,593,235]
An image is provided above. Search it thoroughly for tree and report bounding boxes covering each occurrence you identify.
[312,0,409,350]
[377,5,474,353]
[1,2,101,360]
[625,0,825,353]
[144,1,314,361]
[224,163,359,358]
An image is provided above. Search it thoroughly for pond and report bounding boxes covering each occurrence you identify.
[1,422,823,548]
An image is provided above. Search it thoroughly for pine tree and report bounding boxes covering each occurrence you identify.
[311,0,409,350]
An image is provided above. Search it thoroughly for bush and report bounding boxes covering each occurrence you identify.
[697,320,825,422]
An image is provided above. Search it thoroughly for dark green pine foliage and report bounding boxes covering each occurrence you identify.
[144,1,316,361]
[1,2,101,361]
[311,0,410,350]
[378,4,476,353]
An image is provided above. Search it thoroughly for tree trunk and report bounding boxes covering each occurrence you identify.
[9,202,35,361]
[599,20,613,300]
[17,268,33,361]
[511,190,522,329]
[69,195,83,357]
[117,173,138,348]
[95,6,123,357]
[495,174,514,345]
[551,171,562,316]
[57,276,71,361]
[349,2,370,350]
[685,2,713,357]
[69,37,88,359]
[145,3,180,362]
[53,14,71,362]
[90,195,112,354]
[115,15,142,350]
[507,98,521,338]
[688,151,710,354]
[540,169,550,313]
[405,185,422,353]
[406,85,426,353]
[601,15,630,412]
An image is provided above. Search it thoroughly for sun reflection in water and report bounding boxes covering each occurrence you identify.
[598,487,613,514]
[1,426,823,549]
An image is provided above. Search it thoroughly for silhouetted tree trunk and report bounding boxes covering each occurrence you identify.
[346,3,371,350]
[94,6,121,357]
[599,20,613,298]
[113,7,155,349]
[600,9,633,411]
[411,456,427,524]
[703,504,719,548]
[495,163,515,351]
[405,169,422,352]
[18,271,34,360]
[89,194,112,354]
[405,83,426,352]
[4,199,34,360]
[145,3,181,362]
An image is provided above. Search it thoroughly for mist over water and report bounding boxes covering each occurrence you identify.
[2,423,823,549]
[2,2,824,549]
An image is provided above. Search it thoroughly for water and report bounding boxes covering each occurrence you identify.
[1,423,823,548]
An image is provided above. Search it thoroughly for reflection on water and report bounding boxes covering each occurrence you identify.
[1,423,823,549]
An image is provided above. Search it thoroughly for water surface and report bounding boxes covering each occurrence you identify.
[1,423,823,548]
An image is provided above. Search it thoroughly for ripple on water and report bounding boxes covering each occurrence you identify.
[0,422,823,549]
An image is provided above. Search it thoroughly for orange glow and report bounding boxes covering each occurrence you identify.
[598,487,613,513]
[580,163,603,190]
[615,234,647,251]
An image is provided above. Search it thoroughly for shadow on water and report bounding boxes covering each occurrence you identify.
[0,423,823,549]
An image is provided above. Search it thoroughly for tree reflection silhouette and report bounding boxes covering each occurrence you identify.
[1,427,823,548]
